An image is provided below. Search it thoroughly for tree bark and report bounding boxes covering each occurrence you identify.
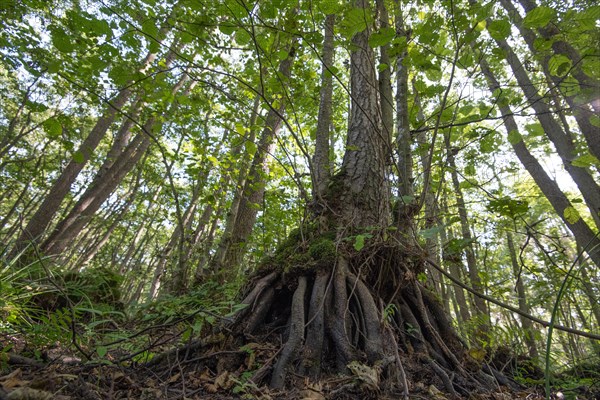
[487,27,600,229]
[340,0,389,230]
[210,43,296,275]
[499,0,600,162]
[479,57,600,267]
[312,14,335,200]
[506,231,538,358]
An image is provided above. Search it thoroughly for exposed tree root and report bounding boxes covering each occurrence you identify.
[201,248,512,398]
[145,245,517,398]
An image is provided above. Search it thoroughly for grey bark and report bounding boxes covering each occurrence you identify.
[488,26,600,229]
[312,14,335,200]
[210,44,296,274]
[394,4,413,199]
[479,57,600,267]
[12,33,170,255]
[506,232,538,358]
[500,0,600,162]
[341,0,389,229]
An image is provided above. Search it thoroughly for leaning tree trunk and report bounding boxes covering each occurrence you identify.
[479,57,600,267]
[10,28,172,258]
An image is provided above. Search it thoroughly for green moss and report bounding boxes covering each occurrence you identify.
[308,237,336,262]
[258,223,337,273]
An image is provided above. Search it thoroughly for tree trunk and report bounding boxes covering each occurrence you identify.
[210,43,296,275]
[41,74,191,256]
[444,131,489,331]
[486,24,600,229]
[9,34,172,257]
[506,232,538,358]
[479,57,600,267]
[340,1,389,229]
[312,14,335,200]
[499,0,600,161]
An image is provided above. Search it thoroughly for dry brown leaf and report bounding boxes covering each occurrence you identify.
[6,387,53,400]
[168,373,181,383]
[1,369,26,390]
[204,383,218,393]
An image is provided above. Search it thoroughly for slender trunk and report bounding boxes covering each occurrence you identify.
[499,0,600,162]
[394,4,413,200]
[507,232,538,358]
[485,21,600,229]
[10,36,172,256]
[210,44,297,274]
[514,0,600,115]
[440,199,472,325]
[41,132,152,255]
[312,14,335,200]
[479,57,600,266]
[41,74,191,255]
[443,132,489,326]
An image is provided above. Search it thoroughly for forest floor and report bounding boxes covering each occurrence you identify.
[1,330,597,400]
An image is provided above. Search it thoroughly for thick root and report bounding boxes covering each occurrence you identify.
[216,253,507,396]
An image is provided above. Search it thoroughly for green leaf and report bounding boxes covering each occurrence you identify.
[96,346,108,358]
[43,118,62,139]
[353,234,369,251]
[559,75,580,97]
[207,155,219,166]
[73,151,85,163]
[522,6,555,29]
[525,122,544,137]
[507,129,523,145]
[319,0,341,14]
[563,206,581,224]
[141,19,159,38]
[487,19,511,41]
[400,195,415,204]
[571,153,599,168]
[419,226,442,239]
[341,8,372,38]
[487,196,529,218]
[51,28,74,53]
[590,115,600,128]
[219,24,235,36]
[548,54,571,77]
[368,27,395,48]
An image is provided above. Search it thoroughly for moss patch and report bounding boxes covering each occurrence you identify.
[258,223,337,275]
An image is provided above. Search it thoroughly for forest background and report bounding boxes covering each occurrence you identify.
[0,0,599,398]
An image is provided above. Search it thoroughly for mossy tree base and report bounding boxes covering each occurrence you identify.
[225,237,513,397]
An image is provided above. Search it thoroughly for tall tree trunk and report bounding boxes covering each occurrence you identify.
[443,131,489,330]
[506,232,539,358]
[11,42,167,256]
[210,43,297,275]
[394,4,413,200]
[41,74,191,256]
[479,57,600,267]
[340,1,389,229]
[484,20,600,229]
[312,14,335,201]
[499,0,600,162]
[514,0,600,117]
